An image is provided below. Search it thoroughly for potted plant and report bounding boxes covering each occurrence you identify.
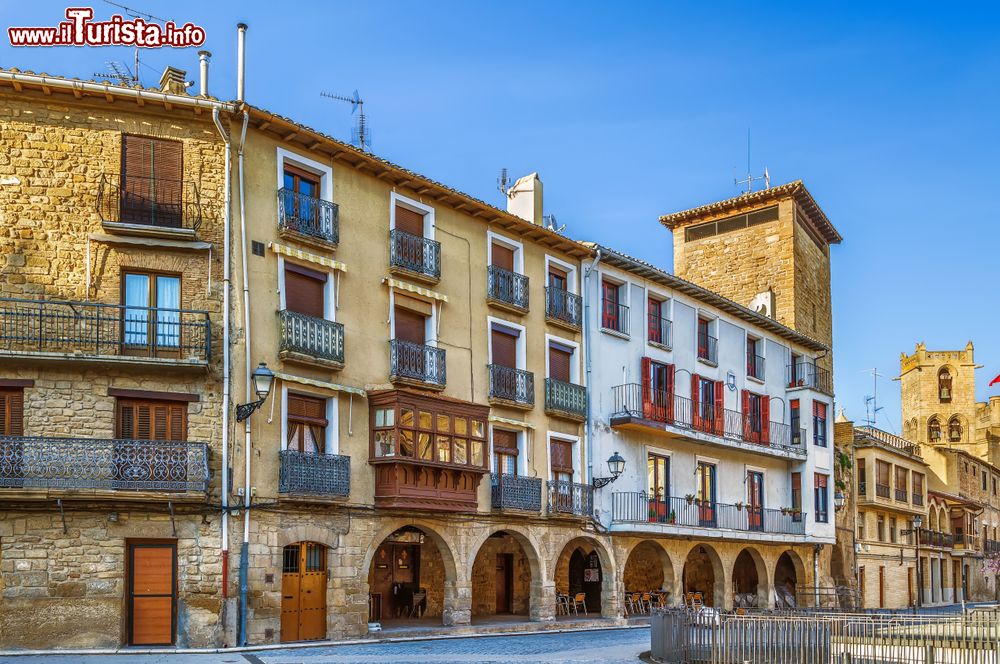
[780,507,790,515]
[685,494,696,505]
[735,501,744,512]
[668,510,676,524]
[648,505,658,522]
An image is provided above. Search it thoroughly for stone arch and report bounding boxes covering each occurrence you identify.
[681,543,725,608]
[467,527,547,622]
[622,540,675,595]
[732,547,769,609]
[947,414,966,443]
[938,366,954,402]
[928,415,942,442]
[277,524,341,550]
[553,536,618,618]
[939,505,950,533]
[928,507,939,531]
[904,418,918,441]
[774,549,807,607]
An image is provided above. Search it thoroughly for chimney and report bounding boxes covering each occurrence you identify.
[158,66,188,95]
[237,23,247,102]
[198,50,211,97]
[506,173,543,224]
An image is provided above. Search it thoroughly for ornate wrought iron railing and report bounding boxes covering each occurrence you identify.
[278,449,350,497]
[491,473,542,512]
[0,297,210,364]
[277,187,339,245]
[0,436,208,492]
[487,265,529,310]
[544,378,586,419]
[601,299,629,335]
[545,287,582,329]
[648,314,672,347]
[389,339,446,387]
[97,173,202,231]
[488,364,534,406]
[787,361,833,394]
[547,480,593,517]
[698,332,718,364]
[278,310,344,365]
[389,229,441,280]
[613,492,806,535]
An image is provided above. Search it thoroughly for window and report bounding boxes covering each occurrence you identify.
[286,393,327,454]
[120,134,183,227]
[116,398,186,441]
[928,417,941,442]
[548,340,573,384]
[493,429,519,476]
[857,458,867,495]
[788,353,803,387]
[790,399,802,444]
[284,262,327,319]
[601,278,627,334]
[949,417,963,442]
[123,271,181,350]
[490,323,521,369]
[647,296,670,347]
[890,517,898,544]
[697,317,717,363]
[993,478,997,496]
[370,396,487,469]
[895,466,909,502]
[876,460,891,498]
[746,336,763,379]
[548,265,568,292]
[692,375,722,434]
[791,472,802,522]
[696,461,717,525]
[647,453,670,501]
[938,368,952,403]
[0,388,25,435]
[813,402,828,447]
[814,473,829,523]
[857,512,866,540]
[741,390,770,444]
[488,239,527,309]
[641,357,674,422]
[281,163,321,231]
[683,205,779,242]
[982,469,988,492]
[746,470,764,530]
[876,514,885,542]
[390,197,438,279]
[550,438,574,483]
[912,472,924,505]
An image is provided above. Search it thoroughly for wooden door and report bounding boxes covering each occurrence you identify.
[491,243,515,271]
[697,462,716,525]
[281,543,327,642]
[907,567,914,607]
[878,566,885,608]
[128,541,176,646]
[0,388,24,487]
[116,399,187,488]
[395,205,424,236]
[496,553,513,613]
[747,471,764,530]
[395,307,426,345]
[284,263,326,318]
[369,544,395,620]
[121,135,183,227]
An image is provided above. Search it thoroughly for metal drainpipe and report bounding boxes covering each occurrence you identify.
[236,109,251,647]
[583,249,601,486]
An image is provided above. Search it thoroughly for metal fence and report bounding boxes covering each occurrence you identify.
[389,229,441,280]
[488,364,535,406]
[98,173,202,231]
[544,377,586,419]
[651,609,1000,664]
[278,449,350,497]
[545,287,582,329]
[277,187,339,245]
[389,339,446,387]
[547,479,593,517]
[487,265,529,310]
[612,491,805,535]
[278,309,345,365]
[491,473,542,512]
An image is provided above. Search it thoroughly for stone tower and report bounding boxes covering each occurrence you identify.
[659,181,842,360]
[898,342,986,457]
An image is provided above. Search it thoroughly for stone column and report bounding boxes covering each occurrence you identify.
[441,579,471,626]
[531,579,556,622]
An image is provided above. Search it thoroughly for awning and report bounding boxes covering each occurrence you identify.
[489,415,534,430]
[89,232,212,251]
[270,242,346,272]
[273,370,366,397]
[383,277,448,303]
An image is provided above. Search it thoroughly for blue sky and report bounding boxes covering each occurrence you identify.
[3,1,998,432]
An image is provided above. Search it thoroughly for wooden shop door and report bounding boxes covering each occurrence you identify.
[281,542,327,642]
[496,553,513,614]
[127,541,176,646]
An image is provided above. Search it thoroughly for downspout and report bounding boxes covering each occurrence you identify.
[583,248,601,485]
[236,109,250,647]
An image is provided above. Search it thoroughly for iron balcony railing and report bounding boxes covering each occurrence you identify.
[895,488,908,502]
[545,287,582,329]
[601,299,629,335]
[985,539,1000,554]
[544,378,586,419]
[953,534,978,550]
[747,353,765,380]
[547,480,593,517]
[875,483,890,498]
[278,310,344,366]
[389,229,441,280]
[611,384,802,455]
[0,436,208,492]
[487,265,529,311]
[389,339,446,387]
[488,364,534,406]
[98,173,202,231]
[791,427,808,446]
[913,492,924,506]
[648,314,672,348]
[491,473,542,512]
[787,361,833,394]
[278,449,350,497]
[277,187,339,245]
[698,332,718,364]
[613,492,806,535]
[858,481,867,496]
[0,297,210,364]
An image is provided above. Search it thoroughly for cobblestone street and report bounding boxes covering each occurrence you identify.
[0,627,649,664]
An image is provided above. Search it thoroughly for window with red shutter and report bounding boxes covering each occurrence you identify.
[0,388,24,436]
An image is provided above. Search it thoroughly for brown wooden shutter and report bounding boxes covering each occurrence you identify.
[492,429,518,454]
[491,326,518,368]
[491,243,515,271]
[121,135,183,227]
[395,205,425,236]
[394,307,426,344]
[284,263,326,318]
[549,343,572,383]
[117,399,186,440]
[288,393,327,422]
[0,388,24,436]
[550,439,573,474]
[548,265,567,288]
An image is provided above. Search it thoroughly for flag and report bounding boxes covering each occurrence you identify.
[991,374,1000,387]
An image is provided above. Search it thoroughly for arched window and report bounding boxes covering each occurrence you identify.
[928,417,942,442]
[948,416,963,442]
[938,368,952,403]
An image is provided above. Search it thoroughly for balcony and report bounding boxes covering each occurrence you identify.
[917,529,954,549]
[0,436,208,493]
[0,298,210,367]
[610,384,805,460]
[787,361,832,394]
[491,473,542,512]
[895,488,908,502]
[547,480,593,518]
[97,174,201,237]
[952,534,979,552]
[985,540,1000,555]
[389,229,441,283]
[277,187,339,248]
[278,449,350,498]
[278,310,345,369]
[648,314,672,349]
[612,493,806,537]
[545,287,582,331]
[488,365,534,409]
[875,483,890,499]
[747,353,765,380]
[913,492,924,506]
[601,300,630,337]
[487,265,529,313]
[544,378,586,421]
[697,333,718,365]
[389,340,446,390]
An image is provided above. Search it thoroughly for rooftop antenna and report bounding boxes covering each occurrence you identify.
[497,168,511,197]
[543,214,566,233]
[98,0,174,87]
[862,367,885,428]
[94,60,137,86]
[320,90,371,152]
[734,128,770,194]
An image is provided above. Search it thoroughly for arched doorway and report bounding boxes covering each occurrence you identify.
[367,525,455,626]
[469,530,536,621]
[554,537,613,616]
[733,548,767,609]
[281,542,327,642]
[682,544,724,607]
[774,551,801,608]
[623,540,674,595]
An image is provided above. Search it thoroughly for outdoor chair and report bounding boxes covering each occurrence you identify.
[556,593,571,616]
[572,592,588,616]
[640,592,654,613]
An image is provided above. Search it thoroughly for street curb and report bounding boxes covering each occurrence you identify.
[0,622,650,657]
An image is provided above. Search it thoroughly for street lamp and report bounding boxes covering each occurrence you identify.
[592,451,626,489]
[913,514,923,608]
[235,362,275,422]
[834,490,846,512]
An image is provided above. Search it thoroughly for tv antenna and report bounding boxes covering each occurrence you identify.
[497,168,512,197]
[862,367,885,428]
[95,1,174,87]
[734,128,770,194]
[543,214,565,233]
[320,90,371,152]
